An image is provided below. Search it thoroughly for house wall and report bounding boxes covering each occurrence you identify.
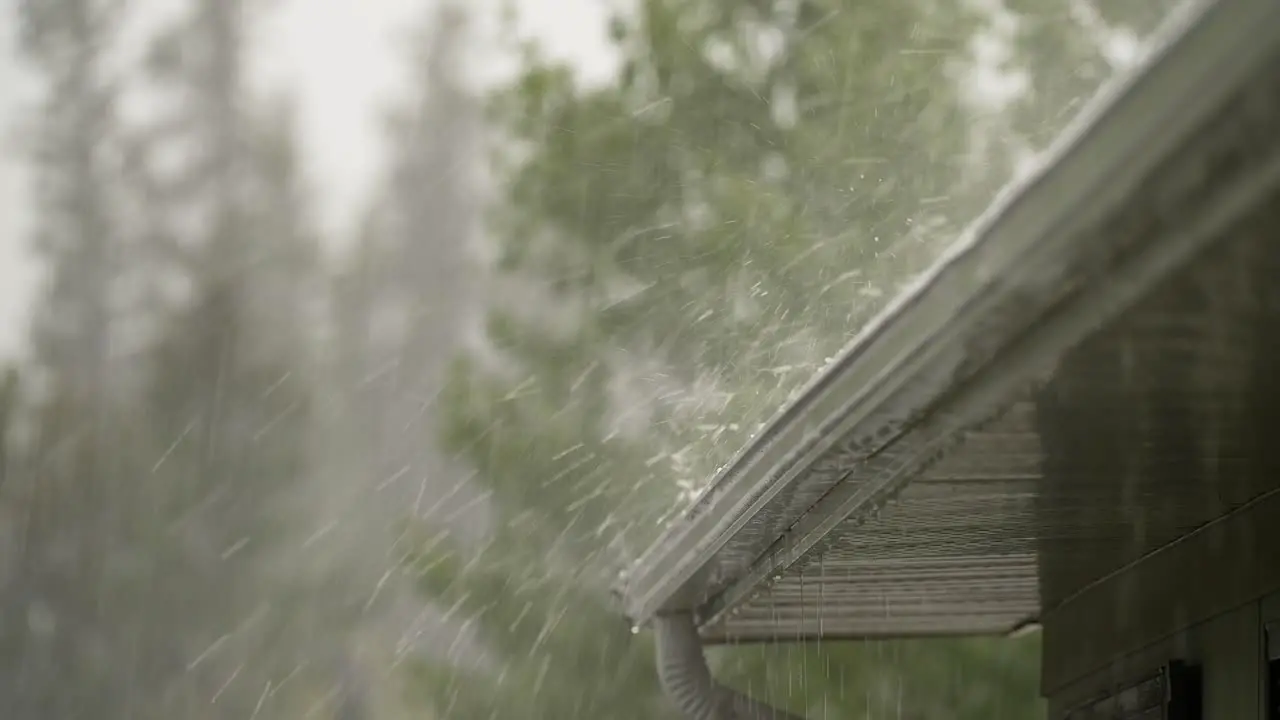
[1040,490,1280,719]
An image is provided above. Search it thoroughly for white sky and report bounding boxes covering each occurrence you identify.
[0,0,618,360]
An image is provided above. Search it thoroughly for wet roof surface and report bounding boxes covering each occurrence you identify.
[619,0,1280,644]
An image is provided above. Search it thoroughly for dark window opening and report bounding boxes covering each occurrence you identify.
[1064,662,1201,720]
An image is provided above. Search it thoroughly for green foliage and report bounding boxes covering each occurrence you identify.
[1001,0,1186,148]
[716,634,1044,718]
[407,0,1067,718]
[483,0,1009,490]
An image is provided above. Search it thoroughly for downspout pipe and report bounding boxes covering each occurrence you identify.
[653,612,806,720]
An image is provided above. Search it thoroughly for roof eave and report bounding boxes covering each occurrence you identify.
[620,0,1280,634]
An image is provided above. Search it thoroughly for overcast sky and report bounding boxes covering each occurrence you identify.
[0,0,617,360]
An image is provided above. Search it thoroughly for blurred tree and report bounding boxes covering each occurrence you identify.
[1,0,341,716]
[323,0,491,694]
[133,0,332,712]
[1,1,139,715]
[0,368,16,490]
[1003,0,1187,149]
[330,2,486,536]
[406,0,1044,718]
